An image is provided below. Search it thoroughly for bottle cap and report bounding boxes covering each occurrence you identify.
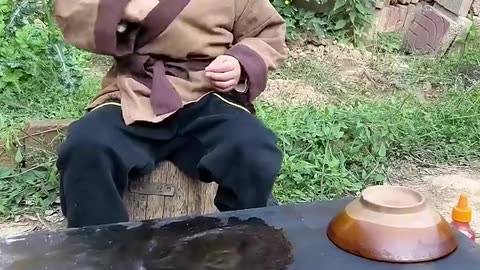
[452,193,472,223]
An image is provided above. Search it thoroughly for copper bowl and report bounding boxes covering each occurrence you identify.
[327,185,458,263]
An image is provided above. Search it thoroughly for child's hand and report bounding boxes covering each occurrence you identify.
[205,55,242,92]
[123,0,158,22]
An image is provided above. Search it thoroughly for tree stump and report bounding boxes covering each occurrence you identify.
[123,161,218,221]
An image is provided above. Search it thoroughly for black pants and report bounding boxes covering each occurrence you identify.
[57,94,282,228]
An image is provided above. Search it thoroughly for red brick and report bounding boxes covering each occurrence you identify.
[24,119,74,167]
[405,6,450,54]
[385,6,400,31]
[376,6,391,31]
[403,4,422,31]
[24,119,72,145]
[396,4,409,31]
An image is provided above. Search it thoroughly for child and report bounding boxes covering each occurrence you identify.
[54,0,287,227]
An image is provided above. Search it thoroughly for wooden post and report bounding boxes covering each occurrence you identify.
[124,161,218,221]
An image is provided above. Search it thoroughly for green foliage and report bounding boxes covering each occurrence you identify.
[258,104,387,202]
[258,88,480,203]
[271,0,327,40]
[0,0,94,218]
[271,0,376,44]
[0,0,90,118]
[326,0,375,45]
[0,0,94,141]
[374,32,403,54]
[0,160,58,218]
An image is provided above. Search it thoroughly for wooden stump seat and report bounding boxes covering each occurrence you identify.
[123,161,218,221]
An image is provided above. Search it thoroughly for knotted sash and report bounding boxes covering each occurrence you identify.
[115,55,210,114]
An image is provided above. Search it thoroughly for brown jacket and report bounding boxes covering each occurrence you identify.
[54,0,287,125]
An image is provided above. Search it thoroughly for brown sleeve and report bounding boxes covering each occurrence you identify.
[225,0,287,101]
[54,0,131,55]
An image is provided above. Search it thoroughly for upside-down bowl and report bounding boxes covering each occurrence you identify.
[327,185,458,263]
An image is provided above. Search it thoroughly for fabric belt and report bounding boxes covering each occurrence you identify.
[116,54,210,115]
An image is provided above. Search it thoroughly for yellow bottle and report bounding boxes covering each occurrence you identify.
[451,194,475,241]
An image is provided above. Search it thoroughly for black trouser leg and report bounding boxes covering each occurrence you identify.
[57,94,282,227]
[57,105,179,228]
[171,94,282,211]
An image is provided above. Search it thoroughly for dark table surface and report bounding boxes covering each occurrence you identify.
[1,199,480,270]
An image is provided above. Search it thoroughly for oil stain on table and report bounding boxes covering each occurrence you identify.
[1,216,293,270]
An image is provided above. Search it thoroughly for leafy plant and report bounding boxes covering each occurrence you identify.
[326,0,376,45]
[375,32,403,53]
[0,159,59,218]
[271,0,376,45]
[0,0,90,111]
[271,0,328,40]
[258,103,390,202]
[0,0,92,218]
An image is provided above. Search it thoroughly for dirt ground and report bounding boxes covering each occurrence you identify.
[1,43,479,242]
[388,161,480,242]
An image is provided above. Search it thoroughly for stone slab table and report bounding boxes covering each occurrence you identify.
[1,199,480,270]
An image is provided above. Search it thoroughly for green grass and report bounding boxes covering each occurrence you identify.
[2,85,479,218]
[261,89,480,203]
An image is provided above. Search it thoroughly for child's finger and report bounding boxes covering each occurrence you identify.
[205,70,237,82]
[205,58,235,73]
[213,79,236,90]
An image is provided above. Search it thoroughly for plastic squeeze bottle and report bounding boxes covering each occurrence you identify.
[451,194,476,242]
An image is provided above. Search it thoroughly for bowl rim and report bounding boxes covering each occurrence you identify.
[360,185,426,214]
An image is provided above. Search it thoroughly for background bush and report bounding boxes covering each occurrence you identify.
[0,0,90,122]
[271,0,376,44]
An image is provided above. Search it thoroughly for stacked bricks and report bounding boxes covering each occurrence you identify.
[375,0,476,55]
[404,0,473,55]
[374,0,476,55]
[375,0,427,33]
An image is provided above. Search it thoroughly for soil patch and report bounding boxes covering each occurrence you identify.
[388,160,480,242]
